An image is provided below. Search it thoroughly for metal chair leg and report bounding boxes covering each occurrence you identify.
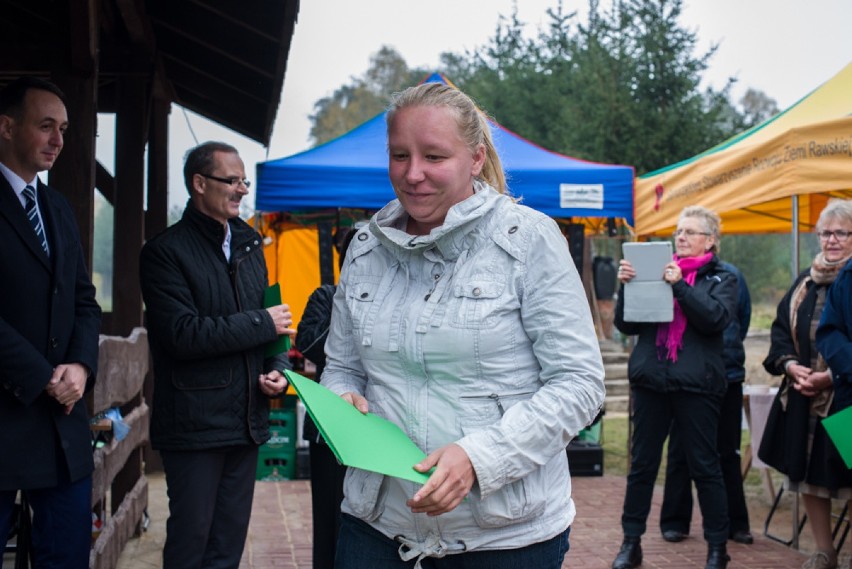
[764,486,807,548]
[833,502,850,551]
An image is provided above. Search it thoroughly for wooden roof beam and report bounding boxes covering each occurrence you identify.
[115,0,157,54]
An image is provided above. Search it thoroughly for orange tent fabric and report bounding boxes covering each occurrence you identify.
[257,218,341,329]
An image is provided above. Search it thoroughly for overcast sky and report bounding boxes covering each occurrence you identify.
[96,0,852,211]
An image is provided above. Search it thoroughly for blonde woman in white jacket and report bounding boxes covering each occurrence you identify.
[321,82,605,569]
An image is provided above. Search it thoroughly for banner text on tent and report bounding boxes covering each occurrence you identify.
[663,136,852,203]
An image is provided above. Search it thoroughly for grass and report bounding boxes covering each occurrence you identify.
[601,414,774,491]
[601,415,668,484]
[751,302,777,331]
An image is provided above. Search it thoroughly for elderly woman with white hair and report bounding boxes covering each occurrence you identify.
[761,198,852,569]
[613,206,738,569]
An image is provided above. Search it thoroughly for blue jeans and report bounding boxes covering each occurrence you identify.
[335,513,570,569]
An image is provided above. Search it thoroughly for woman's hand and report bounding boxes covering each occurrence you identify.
[792,368,833,397]
[407,443,476,516]
[617,260,635,284]
[786,362,811,382]
[342,391,369,414]
[663,262,682,284]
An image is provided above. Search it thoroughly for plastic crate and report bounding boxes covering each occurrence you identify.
[256,450,296,481]
[296,447,311,480]
[264,410,297,452]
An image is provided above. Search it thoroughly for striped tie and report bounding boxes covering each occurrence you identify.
[22,185,49,256]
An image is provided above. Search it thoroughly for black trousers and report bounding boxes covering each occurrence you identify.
[621,387,729,545]
[309,439,347,569]
[660,380,751,536]
[160,445,259,569]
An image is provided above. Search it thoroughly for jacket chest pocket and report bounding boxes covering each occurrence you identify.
[345,275,383,330]
[449,276,507,329]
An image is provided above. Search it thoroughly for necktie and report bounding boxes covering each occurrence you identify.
[22,185,49,256]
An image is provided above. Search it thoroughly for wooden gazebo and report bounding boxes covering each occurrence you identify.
[1,0,300,335]
[1,2,300,566]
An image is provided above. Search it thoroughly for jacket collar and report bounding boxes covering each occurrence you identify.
[181,200,254,248]
[369,180,504,261]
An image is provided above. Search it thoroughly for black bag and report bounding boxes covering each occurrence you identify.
[757,377,810,482]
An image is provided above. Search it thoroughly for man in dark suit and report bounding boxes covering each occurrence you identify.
[0,77,102,568]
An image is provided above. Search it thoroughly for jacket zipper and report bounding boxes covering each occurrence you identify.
[459,391,536,416]
[230,251,256,442]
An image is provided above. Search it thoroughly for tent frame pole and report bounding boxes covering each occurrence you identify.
[791,195,800,279]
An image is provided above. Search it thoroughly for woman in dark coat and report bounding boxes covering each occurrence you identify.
[612,206,737,569]
[761,198,852,569]
[295,226,355,569]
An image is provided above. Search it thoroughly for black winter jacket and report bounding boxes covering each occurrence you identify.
[758,268,821,480]
[614,255,737,395]
[295,283,336,442]
[140,202,289,450]
[719,261,750,382]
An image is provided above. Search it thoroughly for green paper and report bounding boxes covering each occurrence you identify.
[823,406,852,469]
[263,283,291,357]
[285,370,430,484]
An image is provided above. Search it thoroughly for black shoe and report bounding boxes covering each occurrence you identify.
[612,537,642,569]
[705,543,730,569]
[662,530,686,543]
[730,530,753,544]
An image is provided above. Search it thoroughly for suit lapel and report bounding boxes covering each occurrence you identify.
[0,175,52,271]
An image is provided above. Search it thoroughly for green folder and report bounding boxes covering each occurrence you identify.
[823,405,852,469]
[263,283,290,357]
[284,370,430,484]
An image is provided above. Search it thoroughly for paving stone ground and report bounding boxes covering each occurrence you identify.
[113,472,813,569]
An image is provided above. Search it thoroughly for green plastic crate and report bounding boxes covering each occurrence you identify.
[256,450,296,481]
[263,410,297,452]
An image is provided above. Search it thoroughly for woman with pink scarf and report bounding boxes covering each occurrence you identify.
[611,206,738,569]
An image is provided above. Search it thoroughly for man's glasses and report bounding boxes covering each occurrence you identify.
[199,173,251,189]
[818,229,850,242]
[672,229,711,238]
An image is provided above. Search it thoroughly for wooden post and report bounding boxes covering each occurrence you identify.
[50,0,98,270]
[146,97,170,239]
[111,76,148,336]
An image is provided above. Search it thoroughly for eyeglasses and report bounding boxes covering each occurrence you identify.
[672,229,711,238]
[818,229,850,242]
[199,173,251,189]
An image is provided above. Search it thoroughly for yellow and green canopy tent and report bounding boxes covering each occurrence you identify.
[635,61,852,238]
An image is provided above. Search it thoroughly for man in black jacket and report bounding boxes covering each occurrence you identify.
[0,77,102,568]
[140,141,292,569]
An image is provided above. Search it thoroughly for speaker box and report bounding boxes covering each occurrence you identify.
[566,223,584,276]
[567,440,604,477]
[593,256,617,300]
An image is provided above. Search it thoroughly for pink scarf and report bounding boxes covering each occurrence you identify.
[656,252,714,362]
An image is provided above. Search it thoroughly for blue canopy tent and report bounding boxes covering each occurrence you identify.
[253,75,634,326]
[256,74,634,223]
